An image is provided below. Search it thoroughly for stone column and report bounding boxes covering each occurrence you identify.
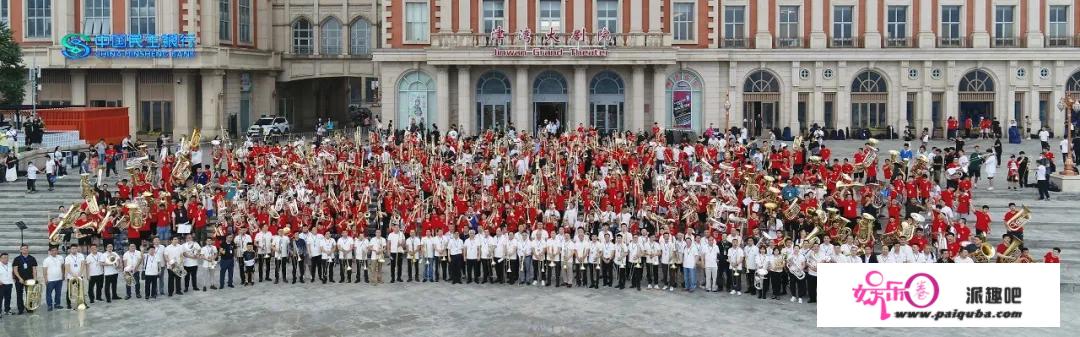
[515,0,527,31]
[1029,87,1043,134]
[837,87,851,132]
[200,70,226,139]
[573,0,585,31]
[573,66,588,129]
[631,66,646,132]
[70,70,87,106]
[755,0,773,49]
[1006,89,1017,130]
[457,66,472,134]
[1026,0,1044,48]
[810,0,826,48]
[812,90,825,128]
[971,0,990,48]
[122,71,138,135]
[917,0,935,48]
[917,89,932,134]
[254,72,278,120]
[514,67,530,130]
[649,0,662,33]
[172,71,193,137]
[460,0,472,33]
[864,0,881,48]
[945,88,959,121]
[652,66,667,126]
[437,67,451,131]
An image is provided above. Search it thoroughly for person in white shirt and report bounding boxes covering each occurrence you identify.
[44,158,56,191]
[368,230,388,285]
[42,247,65,311]
[0,253,15,314]
[446,229,464,284]
[122,243,143,300]
[353,233,369,284]
[320,234,335,283]
[420,229,437,282]
[142,246,161,299]
[85,244,105,304]
[275,230,294,284]
[199,238,219,290]
[64,245,87,309]
[405,229,422,282]
[387,227,405,283]
[337,231,356,283]
[102,243,121,302]
[682,237,700,292]
[463,230,481,284]
[181,235,202,292]
[254,226,273,282]
[743,238,760,296]
[233,229,254,285]
[163,237,185,296]
[787,245,807,303]
[727,239,744,295]
[25,161,38,193]
[702,237,720,292]
[954,249,975,263]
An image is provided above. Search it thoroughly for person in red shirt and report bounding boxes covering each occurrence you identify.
[952,219,972,243]
[963,117,973,138]
[1044,248,1061,263]
[974,205,992,237]
[947,116,959,139]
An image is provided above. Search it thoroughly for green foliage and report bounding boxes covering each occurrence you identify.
[0,22,27,106]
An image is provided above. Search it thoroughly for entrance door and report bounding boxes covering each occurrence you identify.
[745,101,778,137]
[591,102,623,136]
[959,102,993,136]
[534,102,567,133]
[478,103,509,131]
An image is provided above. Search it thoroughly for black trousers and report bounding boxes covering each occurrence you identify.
[104,274,118,301]
[789,272,807,298]
[292,257,306,282]
[310,256,322,281]
[746,270,757,295]
[407,258,419,281]
[258,256,271,281]
[533,260,544,283]
[587,263,599,287]
[438,256,448,281]
[167,270,182,295]
[0,284,11,313]
[466,259,480,283]
[1038,179,1050,199]
[808,275,818,302]
[550,262,562,285]
[244,266,255,284]
[276,258,290,282]
[237,257,248,284]
[144,275,158,298]
[89,275,104,302]
[769,271,783,297]
[601,261,613,286]
[616,265,627,288]
[507,259,519,283]
[449,254,464,284]
[391,253,404,281]
[323,259,334,282]
[15,282,26,313]
[647,264,659,286]
[729,269,742,292]
[339,258,353,282]
[183,266,198,291]
[480,259,492,283]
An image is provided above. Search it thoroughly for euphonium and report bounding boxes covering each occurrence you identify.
[80,173,101,214]
[50,204,80,244]
[124,270,135,286]
[67,277,88,310]
[856,213,875,246]
[125,202,144,230]
[783,201,800,220]
[171,260,188,278]
[24,279,44,311]
[971,243,996,263]
[1005,205,1031,232]
[998,237,1024,263]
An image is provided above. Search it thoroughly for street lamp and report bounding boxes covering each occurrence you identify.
[1056,95,1078,176]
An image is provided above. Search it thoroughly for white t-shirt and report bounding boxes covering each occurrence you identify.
[27,165,38,180]
[0,262,14,284]
[44,255,64,282]
[1039,130,1050,142]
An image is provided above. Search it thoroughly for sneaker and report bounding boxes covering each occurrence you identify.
[790,296,796,302]
[988,187,994,190]
[730,290,736,295]
[798,298,803,304]
[737,291,742,295]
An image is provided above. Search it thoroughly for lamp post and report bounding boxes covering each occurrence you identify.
[1056,95,1078,176]
[724,100,732,131]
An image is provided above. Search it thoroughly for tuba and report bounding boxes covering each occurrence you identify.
[24,279,44,311]
[997,237,1024,263]
[855,213,876,246]
[80,173,101,214]
[1004,205,1031,232]
[50,204,80,244]
[754,267,768,290]
[971,243,996,263]
[124,270,135,286]
[125,202,145,230]
[782,200,800,220]
[67,277,88,310]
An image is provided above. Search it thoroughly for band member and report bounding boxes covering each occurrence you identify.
[532,233,547,285]
[308,232,322,283]
[494,229,509,284]
[560,232,575,287]
[142,246,160,299]
[573,232,588,287]
[85,244,104,304]
[182,235,202,292]
[320,233,335,283]
[405,229,420,282]
[478,230,493,284]
[338,231,355,283]
[254,225,272,282]
[387,226,406,283]
[464,230,480,284]
[233,228,253,285]
[353,233,368,283]
[787,244,807,303]
[806,242,819,303]
[163,238,184,296]
[435,229,449,282]
[242,243,257,286]
[122,243,143,299]
[448,229,464,284]
[421,229,436,282]
[274,229,292,284]
[614,234,627,289]
[102,243,121,301]
[627,234,642,290]
[219,234,237,288]
[200,238,219,290]
[369,230,387,285]
[727,239,744,295]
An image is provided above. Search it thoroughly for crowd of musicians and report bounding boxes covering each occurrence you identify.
[0,121,1065,316]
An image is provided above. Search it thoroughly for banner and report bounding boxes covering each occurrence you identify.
[817,264,1060,327]
[671,90,692,129]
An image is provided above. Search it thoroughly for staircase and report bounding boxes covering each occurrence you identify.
[0,173,120,255]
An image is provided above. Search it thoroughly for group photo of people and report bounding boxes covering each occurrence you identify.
[0,119,1065,317]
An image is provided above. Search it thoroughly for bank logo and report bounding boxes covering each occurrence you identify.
[61,34,93,60]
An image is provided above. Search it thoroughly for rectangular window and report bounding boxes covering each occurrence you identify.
[539,0,561,33]
[405,1,430,42]
[26,0,52,38]
[940,5,961,46]
[1,0,8,26]
[832,6,853,47]
[886,5,908,47]
[597,0,619,34]
[1048,5,1069,47]
[482,0,505,34]
[672,2,695,41]
[723,6,745,47]
[130,0,157,35]
[994,5,1015,46]
[239,0,252,43]
[219,0,230,41]
[778,6,800,47]
[83,0,111,35]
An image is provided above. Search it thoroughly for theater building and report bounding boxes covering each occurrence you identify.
[9,0,380,138]
[374,0,1080,137]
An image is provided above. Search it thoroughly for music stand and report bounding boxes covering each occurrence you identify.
[15,221,28,245]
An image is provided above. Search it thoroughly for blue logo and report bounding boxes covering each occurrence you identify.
[61,34,93,60]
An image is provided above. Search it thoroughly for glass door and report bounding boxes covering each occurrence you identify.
[478,103,509,131]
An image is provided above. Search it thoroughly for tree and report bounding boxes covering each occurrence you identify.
[0,22,27,106]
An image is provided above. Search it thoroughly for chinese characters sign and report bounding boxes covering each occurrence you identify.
[61,33,198,60]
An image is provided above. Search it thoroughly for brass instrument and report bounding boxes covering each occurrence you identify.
[50,204,80,244]
[67,277,88,310]
[125,202,145,230]
[746,184,762,201]
[971,243,996,263]
[24,279,44,311]
[754,268,768,290]
[804,224,824,245]
[855,213,875,246]
[901,213,923,242]
[1004,205,1031,232]
[96,206,117,233]
[997,237,1024,263]
[782,200,800,220]
[793,136,803,149]
[124,270,135,286]
[80,173,101,214]
[888,150,900,163]
[172,128,201,182]
[171,259,188,278]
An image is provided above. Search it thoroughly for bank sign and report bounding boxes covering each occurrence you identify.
[61,33,198,60]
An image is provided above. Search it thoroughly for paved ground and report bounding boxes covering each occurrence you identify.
[0,280,1074,337]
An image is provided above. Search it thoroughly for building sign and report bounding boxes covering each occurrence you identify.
[491,27,612,58]
[671,89,693,129]
[61,33,198,60]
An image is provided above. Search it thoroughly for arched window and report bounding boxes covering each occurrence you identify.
[959,70,995,92]
[743,70,779,93]
[320,17,342,55]
[590,71,626,134]
[476,71,512,130]
[851,70,889,128]
[477,71,511,95]
[350,18,372,56]
[398,71,437,127]
[590,71,625,95]
[533,71,568,95]
[1067,71,1080,95]
[666,70,703,130]
[292,18,313,55]
[851,71,887,93]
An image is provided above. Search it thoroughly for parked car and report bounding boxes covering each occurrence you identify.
[247,116,290,137]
